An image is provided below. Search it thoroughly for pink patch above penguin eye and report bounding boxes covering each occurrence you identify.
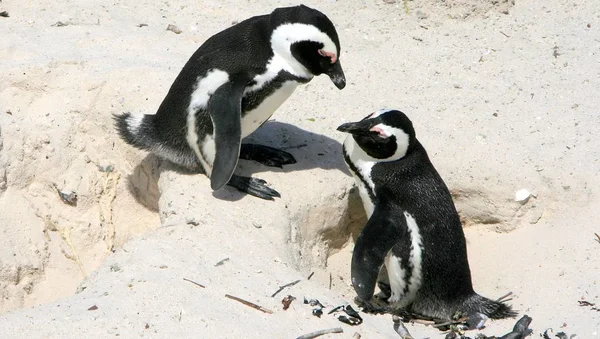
[318,49,337,64]
[370,126,389,139]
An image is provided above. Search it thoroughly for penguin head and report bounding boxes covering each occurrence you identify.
[270,5,346,89]
[337,109,416,161]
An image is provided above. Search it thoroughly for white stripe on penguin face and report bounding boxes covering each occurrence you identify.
[270,23,337,79]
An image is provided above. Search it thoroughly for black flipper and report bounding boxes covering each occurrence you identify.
[207,77,249,191]
[351,207,406,301]
[239,144,297,168]
[227,175,281,200]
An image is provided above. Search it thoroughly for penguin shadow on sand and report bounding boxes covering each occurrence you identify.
[126,121,351,206]
[213,120,351,201]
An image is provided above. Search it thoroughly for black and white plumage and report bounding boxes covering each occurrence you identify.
[338,109,516,320]
[115,5,345,200]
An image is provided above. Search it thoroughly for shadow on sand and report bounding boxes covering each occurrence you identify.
[126,121,350,206]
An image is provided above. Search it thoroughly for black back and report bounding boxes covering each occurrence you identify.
[151,5,341,148]
[372,140,476,301]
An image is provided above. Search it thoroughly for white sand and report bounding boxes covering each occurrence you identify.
[0,0,598,337]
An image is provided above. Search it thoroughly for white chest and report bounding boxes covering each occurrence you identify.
[343,136,376,217]
[240,80,298,138]
[352,169,375,218]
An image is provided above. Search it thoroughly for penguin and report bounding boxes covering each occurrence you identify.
[337,109,516,320]
[114,5,346,200]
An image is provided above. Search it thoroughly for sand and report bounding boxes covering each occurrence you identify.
[0,0,598,337]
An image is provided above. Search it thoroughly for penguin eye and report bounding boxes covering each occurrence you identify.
[370,126,390,139]
[317,49,336,64]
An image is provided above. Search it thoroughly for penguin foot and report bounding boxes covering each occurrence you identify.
[354,296,391,314]
[227,175,281,200]
[239,144,297,168]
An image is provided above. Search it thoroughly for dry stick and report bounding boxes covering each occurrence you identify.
[432,317,468,329]
[183,278,206,288]
[410,319,435,326]
[500,31,510,38]
[307,272,315,280]
[296,327,343,339]
[225,294,273,314]
[271,279,301,298]
[594,232,600,243]
[497,291,513,302]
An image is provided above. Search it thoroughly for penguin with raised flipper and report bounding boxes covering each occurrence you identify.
[338,109,516,320]
[115,5,346,200]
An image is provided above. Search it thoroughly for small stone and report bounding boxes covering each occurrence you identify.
[415,10,428,19]
[453,83,462,89]
[515,189,531,204]
[466,312,488,330]
[97,164,114,172]
[58,189,78,206]
[84,155,91,163]
[166,24,182,34]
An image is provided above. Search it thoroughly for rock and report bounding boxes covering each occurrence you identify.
[166,24,182,34]
[515,189,531,204]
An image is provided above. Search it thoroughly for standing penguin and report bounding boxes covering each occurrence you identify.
[114,5,345,200]
[337,109,516,320]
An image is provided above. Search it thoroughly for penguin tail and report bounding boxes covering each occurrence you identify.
[113,112,157,151]
[464,293,518,320]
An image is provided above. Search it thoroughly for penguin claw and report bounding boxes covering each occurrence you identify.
[239,144,297,168]
[227,175,281,200]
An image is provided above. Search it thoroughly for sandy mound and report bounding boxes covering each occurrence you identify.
[0,0,598,337]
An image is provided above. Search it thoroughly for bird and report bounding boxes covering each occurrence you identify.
[115,5,346,200]
[338,109,516,320]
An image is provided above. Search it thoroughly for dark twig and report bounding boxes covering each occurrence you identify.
[329,273,332,290]
[296,327,343,339]
[307,272,315,280]
[496,291,513,303]
[594,232,600,244]
[225,294,273,314]
[500,31,510,38]
[183,277,205,288]
[214,257,230,266]
[271,279,301,298]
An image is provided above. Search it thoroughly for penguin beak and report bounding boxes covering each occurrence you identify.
[327,61,346,90]
[337,120,372,135]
